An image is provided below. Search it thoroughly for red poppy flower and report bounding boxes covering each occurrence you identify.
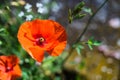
[0,55,21,80]
[17,19,67,62]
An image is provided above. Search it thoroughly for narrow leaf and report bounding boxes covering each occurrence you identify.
[68,9,73,23]
[73,14,86,20]
[88,44,93,50]
[76,47,81,55]
[82,7,92,15]
[87,40,93,45]
[93,40,101,46]
[72,1,85,15]
[77,45,84,49]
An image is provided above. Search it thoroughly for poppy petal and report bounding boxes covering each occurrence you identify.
[30,19,55,39]
[28,47,44,62]
[46,20,67,55]
[49,41,67,56]
[12,65,22,78]
[52,20,67,41]
[0,72,11,80]
[7,56,19,68]
[44,20,67,51]
[17,21,35,51]
[17,21,34,41]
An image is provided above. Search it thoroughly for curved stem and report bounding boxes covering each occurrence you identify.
[62,0,109,66]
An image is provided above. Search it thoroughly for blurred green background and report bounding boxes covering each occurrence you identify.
[0,0,120,80]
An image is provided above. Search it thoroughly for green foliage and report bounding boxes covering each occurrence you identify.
[73,43,84,55]
[68,1,92,23]
[74,14,86,20]
[68,1,86,23]
[42,56,64,74]
[73,37,101,55]
[82,7,93,15]
[72,2,85,15]
[86,37,101,50]
[68,9,73,23]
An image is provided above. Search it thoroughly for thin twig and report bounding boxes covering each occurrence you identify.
[62,0,109,66]
[75,0,109,43]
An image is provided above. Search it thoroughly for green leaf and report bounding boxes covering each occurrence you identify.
[43,56,55,63]
[0,28,5,32]
[76,47,81,55]
[73,14,86,20]
[68,9,73,23]
[76,45,84,55]
[73,43,84,55]
[88,44,93,50]
[93,40,101,46]
[72,1,85,15]
[0,41,2,45]
[77,45,84,49]
[5,6,11,11]
[87,40,93,45]
[86,37,101,50]
[22,71,29,80]
[82,7,93,15]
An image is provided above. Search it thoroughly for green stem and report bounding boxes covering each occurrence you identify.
[62,0,109,66]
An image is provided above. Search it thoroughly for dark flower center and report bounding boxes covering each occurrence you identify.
[0,58,15,72]
[6,66,13,72]
[36,37,46,46]
[39,37,45,43]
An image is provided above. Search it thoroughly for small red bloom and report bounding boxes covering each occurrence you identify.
[17,19,67,62]
[0,55,21,80]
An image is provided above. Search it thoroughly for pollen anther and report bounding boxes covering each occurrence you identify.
[39,37,45,43]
